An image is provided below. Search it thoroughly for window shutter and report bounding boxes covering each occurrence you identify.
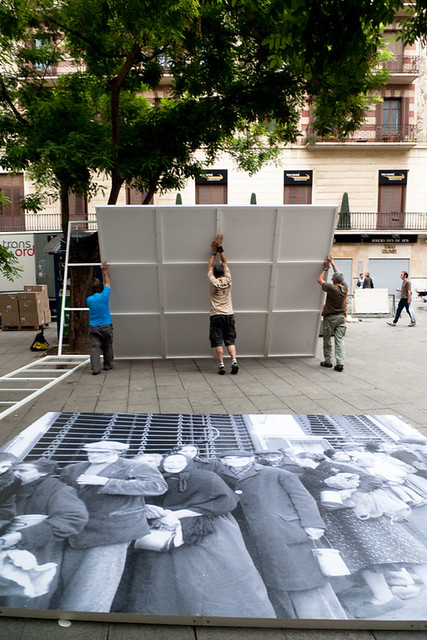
[195,185,227,204]
[284,185,312,204]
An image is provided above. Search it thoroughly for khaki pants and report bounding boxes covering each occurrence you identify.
[323,314,346,366]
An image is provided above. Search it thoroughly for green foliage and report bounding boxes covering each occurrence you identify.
[0,244,23,282]
[398,1,427,45]
[338,192,351,230]
[0,0,412,212]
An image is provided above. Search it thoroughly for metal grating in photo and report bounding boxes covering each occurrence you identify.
[1,411,427,627]
[293,414,398,449]
[22,412,255,467]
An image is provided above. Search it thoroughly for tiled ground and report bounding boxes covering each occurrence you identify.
[0,305,427,638]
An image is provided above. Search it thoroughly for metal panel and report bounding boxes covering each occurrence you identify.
[96,205,338,358]
[230,264,272,311]
[278,206,337,261]
[165,313,208,357]
[269,311,320,356]
[113,314,162,358]
[163,265,207,312]
[96,206,158,263]
[273,263,325,310]
[109,264,159,313]
[368,257,410,294]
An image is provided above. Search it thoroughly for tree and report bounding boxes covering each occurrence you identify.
[0,0,412,350]
[0,0,409,205]
[338,192,351,230]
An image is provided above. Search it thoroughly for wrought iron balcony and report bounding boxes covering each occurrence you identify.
[380,55,419,74]
[306,124,416,144]
[0,212,97,233]
[336,211,427,231]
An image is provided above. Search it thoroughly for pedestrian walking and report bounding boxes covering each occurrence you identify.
[387,271,416,327]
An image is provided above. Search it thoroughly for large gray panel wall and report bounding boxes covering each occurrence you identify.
[96,205,338,358]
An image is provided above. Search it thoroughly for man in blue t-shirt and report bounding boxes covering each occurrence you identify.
[86,261,113,375]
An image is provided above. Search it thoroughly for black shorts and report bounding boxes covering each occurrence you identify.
[209,314,237,348]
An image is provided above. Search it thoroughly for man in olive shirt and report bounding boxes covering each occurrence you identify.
[387,270,416,327]
[208,234,239,375]
[317,255,348,372]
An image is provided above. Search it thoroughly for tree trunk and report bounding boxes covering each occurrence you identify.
[108,42,141,206]
[68,233,100,353]
[143,170,162,204]
[66,45,140,351]
[60,184,70,238]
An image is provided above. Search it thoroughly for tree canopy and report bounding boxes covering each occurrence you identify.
[0,0,411,212]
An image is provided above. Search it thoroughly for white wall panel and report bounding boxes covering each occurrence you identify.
[273,263,325,311]
[233,313,269,355]
[269,311,321,356]
[277,206,336,261]
[97,206,158,263]
[163,265,207,312]
[109,265,159,313]
[165,313,208,357]
[230,265,272,311]
[96,205,337,358]
[113,314,162,358]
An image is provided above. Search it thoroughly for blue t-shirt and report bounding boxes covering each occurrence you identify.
[86,286,112,326]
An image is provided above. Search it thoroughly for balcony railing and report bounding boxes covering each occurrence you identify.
[336,211,427,231]
[0,212,98,233]
[306,124,416,144]
[380,55,419,74]
[1,211,426,234]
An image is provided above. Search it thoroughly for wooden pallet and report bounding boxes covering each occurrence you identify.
[1,324,48,331]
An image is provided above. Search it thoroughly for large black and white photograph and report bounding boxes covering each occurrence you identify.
[1,411,427,624]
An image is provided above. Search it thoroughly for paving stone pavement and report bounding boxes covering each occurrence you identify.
[0,309,427,639]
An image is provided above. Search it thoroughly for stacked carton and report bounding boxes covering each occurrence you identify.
[0,293,20,328]
[0,285,51,329]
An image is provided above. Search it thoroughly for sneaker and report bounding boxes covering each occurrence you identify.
[320,361,333,368]
[92,371,100,375]
[334,364,344,372]
[386,321,397,326]
[218,365,225,375]
[103,364,114,370]
[408,322,416,327]
[231,362,239,374]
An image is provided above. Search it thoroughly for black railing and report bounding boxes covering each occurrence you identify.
[336,211,427,231]
[306,124,416,144]
[381,55,419,74]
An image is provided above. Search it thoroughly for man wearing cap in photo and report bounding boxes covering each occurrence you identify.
[216,449,347,620]
[56,440,168,612]
[254,450,303,475]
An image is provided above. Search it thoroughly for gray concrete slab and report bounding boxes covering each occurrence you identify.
[0,314,427,638]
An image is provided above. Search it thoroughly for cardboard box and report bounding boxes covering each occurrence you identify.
[17,292,45,327]
[0,293,20,327]
[23,285,49,310]
[24,285,48,294]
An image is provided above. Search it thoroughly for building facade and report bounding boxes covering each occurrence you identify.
[1,12,427,298]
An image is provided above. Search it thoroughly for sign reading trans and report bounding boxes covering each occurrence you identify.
[95,205,338,359]
[1,411,427,629]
